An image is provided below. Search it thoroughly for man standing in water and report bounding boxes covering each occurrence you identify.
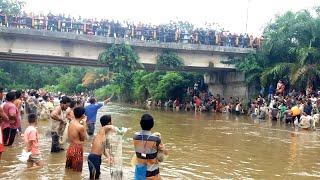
[65,107,86,172]
[50,96,71,153]
[85,97,110,136]
[133,114,168,180]
[2,92,20,146]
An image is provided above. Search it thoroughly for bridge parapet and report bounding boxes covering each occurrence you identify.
[0,27,256,55]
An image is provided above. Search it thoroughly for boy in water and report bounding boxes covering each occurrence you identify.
[65,107,86,172]
[88,115,114,179]
[24,113,43,169]
[133,114,168,180]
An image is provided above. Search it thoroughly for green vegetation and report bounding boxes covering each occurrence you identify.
[98,43,142,72]
[230,8,320,90]
[0,0,25,16]
[156,50,184,69]
[94,70,202,102]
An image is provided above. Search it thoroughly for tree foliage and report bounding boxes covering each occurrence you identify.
[98,43,142,72]
[0,0,25,16]
[156,50,184,69]
[234,8,320,90]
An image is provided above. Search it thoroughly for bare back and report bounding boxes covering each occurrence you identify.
[68,119,85,144]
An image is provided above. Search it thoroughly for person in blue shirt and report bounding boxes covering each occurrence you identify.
[85,97,110,136]
[268,85,274,102]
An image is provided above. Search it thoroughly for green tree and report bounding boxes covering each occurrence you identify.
[233,9,320,91]
[98,43,142,72]
[153,72,184,100]
[156,50,184,69]
[0,0,25,16]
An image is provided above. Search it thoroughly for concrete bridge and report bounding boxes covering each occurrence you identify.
[0,27,255,98]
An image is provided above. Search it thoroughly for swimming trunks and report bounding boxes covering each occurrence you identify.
[65,143,83,172]
[88,153,102,179]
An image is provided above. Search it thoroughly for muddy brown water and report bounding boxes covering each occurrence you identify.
[1,103,320,179]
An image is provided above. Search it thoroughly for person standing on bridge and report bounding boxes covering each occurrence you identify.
[85,97,110,136]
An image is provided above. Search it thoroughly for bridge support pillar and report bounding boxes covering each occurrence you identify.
[204,71,248,99]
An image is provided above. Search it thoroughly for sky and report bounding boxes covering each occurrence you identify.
[24,0,319,36]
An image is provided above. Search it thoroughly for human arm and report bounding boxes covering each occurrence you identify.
[79,125,86,141]
[50,107,64,122]
[0,107,7,124]
[8,107,17,123]
[158,142,168,155]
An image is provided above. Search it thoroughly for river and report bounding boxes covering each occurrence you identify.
[1,103,320,179]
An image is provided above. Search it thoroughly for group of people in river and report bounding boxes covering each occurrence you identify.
[0,12,263,48]
[249,80,320,129]
[0,88,168,180]
[147,79,320,130]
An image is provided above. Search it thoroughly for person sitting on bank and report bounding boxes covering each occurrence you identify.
[88,115,114,179]
[85,97,110,136]
[133,114,168,180]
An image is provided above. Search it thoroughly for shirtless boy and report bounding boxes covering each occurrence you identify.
[65,107,86,172]
[88,115,114,179]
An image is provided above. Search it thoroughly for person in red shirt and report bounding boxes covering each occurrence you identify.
[0,105,8,160]
[24,113,43,169]
[2,92,20,146]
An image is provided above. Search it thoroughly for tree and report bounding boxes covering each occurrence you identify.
[232,8,320,91]
[0,0,25,16]
[156,50,184,69]
[98,43,142,72]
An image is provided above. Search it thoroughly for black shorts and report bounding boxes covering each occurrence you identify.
[88,154,102,179]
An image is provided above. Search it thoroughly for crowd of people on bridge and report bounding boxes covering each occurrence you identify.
[0,88,168,179]
[0,12,263,48]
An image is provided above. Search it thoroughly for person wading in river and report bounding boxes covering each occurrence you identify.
[2,92,20,146]
[133,114,168,180]
[50,96,71,153]
[24,113,43,169]
[65,106,86,172]
[88,115,114,179]
[0,105,8,160]
[85,97,110,136]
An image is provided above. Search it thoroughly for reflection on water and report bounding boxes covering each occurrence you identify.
[1,103,320,179]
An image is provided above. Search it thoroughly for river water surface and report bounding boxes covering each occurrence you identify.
[1,103,320,179]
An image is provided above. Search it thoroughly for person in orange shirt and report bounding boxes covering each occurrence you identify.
[24,113,43,169]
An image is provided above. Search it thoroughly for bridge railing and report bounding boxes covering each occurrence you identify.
[0,13,263,49]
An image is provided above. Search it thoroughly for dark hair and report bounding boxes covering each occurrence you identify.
[28,113,37,124]
[43,95,49,101]
[73,107,85,119]
[140,114,154,131]
[89,98,96,104]
[100,115,111,126]
[6,92,16,101]
[0,87,3,93]
[69,100,76,108]
[60,96,71,104]
[15,91,22,99]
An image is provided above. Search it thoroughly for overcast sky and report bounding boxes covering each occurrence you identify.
[24,0,319,35]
